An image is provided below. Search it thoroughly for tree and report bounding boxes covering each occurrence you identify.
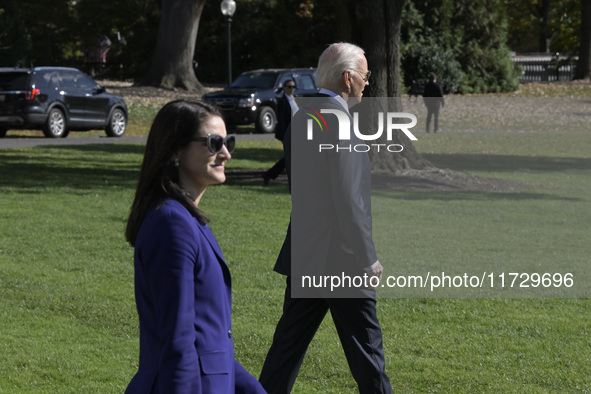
[402,0,518,94]
[538,0,552,53]
[0,2,31,67]
[0,0,73,67]
[505,0,582,55]
[576,0,591,79]
[196,0,345,83]
[353,0,432,172]
[139,0,207,91]
[73,0,161,79]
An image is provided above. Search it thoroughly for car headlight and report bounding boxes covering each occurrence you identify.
[237,95,254,108]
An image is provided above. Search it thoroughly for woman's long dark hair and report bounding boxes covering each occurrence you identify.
[125,99,222,246]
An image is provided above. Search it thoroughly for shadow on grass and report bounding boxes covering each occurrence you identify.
[372,188,581,202]
[0,144,288,193]
[0,144,144,191]
[51,143,282,165]
[229,147,283,163]
[424,153,591,172]
[0,160,140,192]
[41,143,146,155]
[2,145,586,201]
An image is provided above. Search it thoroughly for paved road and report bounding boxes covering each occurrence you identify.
[0,132,274,149]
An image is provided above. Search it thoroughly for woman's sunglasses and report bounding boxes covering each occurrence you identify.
[189,134,236,154]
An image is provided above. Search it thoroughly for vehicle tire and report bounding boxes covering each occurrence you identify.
[255,106,276,133]
[43,108,68,138]
[105,108,127,137]
[0,128,7,138]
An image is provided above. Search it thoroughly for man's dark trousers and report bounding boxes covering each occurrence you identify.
[426,102,440,133]
[259,278,392,394]
[264,157,286,181]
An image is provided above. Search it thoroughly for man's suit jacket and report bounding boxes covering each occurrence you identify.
[126,198,264,394]
[274,94,291,142]
[274,94,377,297]
[422,81,444,109]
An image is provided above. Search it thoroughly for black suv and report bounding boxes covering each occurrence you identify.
[202,68,317,133]
[0,67,128,138]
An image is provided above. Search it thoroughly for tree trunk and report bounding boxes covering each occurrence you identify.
[138,0,206,91]
[354,0,432,173]
[576,0,591,80]
[538,0,551,53]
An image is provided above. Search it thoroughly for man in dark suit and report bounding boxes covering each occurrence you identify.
[262,79,298,185]
[422,72,445,133]
[259,43,393,394]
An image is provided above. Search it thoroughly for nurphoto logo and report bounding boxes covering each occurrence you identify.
[303,107,418,153]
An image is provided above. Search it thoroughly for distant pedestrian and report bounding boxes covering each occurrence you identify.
[97,34,112,64]
[262,79,298,185]
[422,73,444,133]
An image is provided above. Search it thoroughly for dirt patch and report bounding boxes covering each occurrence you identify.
[226,167,531,193]
[98,80,219,104]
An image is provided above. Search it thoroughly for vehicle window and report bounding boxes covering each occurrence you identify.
[230,72,278,89]
[59,71,78,89]
[74,73,98,90]
[0,73,30,90]
[36,71,59,89]
[298,75,316,90]
[277,73,295,89]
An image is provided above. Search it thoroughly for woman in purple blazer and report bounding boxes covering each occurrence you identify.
[125,100,266,394]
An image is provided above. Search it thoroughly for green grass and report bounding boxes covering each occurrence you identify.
[125,101,160,136]
[1,127,591,391]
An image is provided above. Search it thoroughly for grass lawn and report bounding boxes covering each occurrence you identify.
[1,99,590,391]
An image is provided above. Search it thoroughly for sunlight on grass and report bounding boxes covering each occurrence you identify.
[1,96,590,391]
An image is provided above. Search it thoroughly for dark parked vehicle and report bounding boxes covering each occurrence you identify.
[0,67,127,138]
[202,68,318,133]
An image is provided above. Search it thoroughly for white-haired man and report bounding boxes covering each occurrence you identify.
[259,42,393,394]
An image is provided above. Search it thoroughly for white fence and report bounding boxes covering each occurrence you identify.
[511,54,578,83]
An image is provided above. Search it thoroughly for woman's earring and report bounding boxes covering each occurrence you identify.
[174,158,180,167]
